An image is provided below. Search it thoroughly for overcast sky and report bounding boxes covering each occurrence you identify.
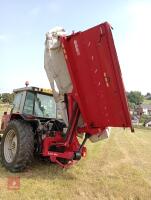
[0,0,150,94]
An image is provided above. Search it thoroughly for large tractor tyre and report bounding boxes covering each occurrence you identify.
[1,120,34,172]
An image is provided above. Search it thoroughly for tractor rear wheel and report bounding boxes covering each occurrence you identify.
[1,120,34,172]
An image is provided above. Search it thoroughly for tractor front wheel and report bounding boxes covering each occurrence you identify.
[1,120,34,172]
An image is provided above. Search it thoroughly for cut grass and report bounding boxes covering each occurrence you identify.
[0,106,151,199]
[0,127,151,200]
[143,99,151,105]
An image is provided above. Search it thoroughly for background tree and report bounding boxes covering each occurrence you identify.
[145,92,151,100]
[0,94,2,103]
[127,91,144,105]
[128,102,136,110]
[140,114,149,124]
[1,93,14,104]
[146,92,151,96]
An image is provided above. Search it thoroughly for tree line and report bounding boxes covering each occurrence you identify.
[127,91,144,109]
[0,91,148,107]
[0,93,14,104]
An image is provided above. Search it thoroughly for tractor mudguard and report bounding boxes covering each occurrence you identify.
[61,22,132,131]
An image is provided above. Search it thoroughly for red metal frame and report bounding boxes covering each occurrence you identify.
[60,22,132,132]
[45,22,133,167]
[42,94,87,168]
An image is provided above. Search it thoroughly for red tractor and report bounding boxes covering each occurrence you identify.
[1,22,133,172]
[1,86,72,172]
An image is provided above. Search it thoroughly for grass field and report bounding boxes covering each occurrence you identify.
[143,99,151,105]
[0,127,151,200]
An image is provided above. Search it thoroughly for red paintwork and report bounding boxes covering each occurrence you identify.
[61,22,132,131]
[67,93,74,121]
[42,131,86,168]
[42,101,87,167]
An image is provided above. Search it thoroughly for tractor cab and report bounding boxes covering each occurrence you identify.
[0,86,62,135]
[12,87,57,120]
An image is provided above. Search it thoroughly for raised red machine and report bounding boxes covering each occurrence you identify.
[42,22,132,167]
[0,22,132,172]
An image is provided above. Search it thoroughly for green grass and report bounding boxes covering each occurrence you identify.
[143,99,151,105]
[0,105,151,199]
[0,127,151,199]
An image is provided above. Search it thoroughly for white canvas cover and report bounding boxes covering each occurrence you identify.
[44,27,73,125]
[44,27,72,97]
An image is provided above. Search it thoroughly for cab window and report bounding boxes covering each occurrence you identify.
[23,92,35,115]
[12,92,24,113]
[34,93,56,118]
